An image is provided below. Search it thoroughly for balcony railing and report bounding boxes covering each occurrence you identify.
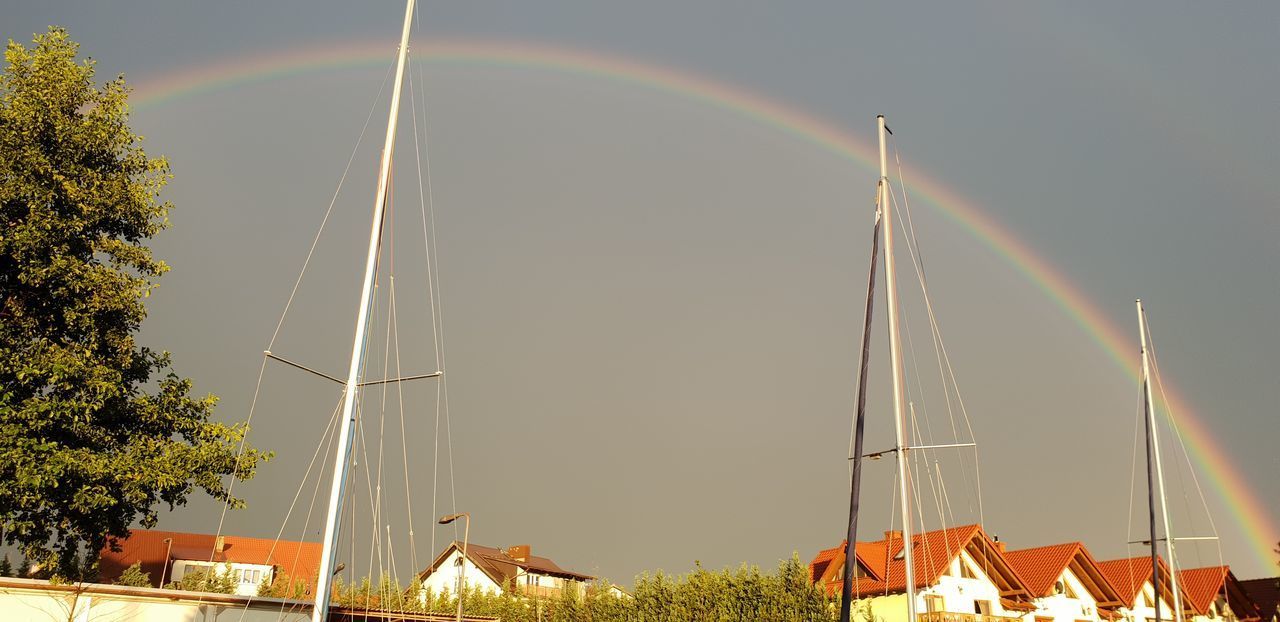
[918,612,1024,622]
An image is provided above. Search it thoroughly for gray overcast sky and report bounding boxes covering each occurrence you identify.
[4,1,1278,584]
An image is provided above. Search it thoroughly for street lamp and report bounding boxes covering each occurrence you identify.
[158,538,174,588]
[438,513,470,622]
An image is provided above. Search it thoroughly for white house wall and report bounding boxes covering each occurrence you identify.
[859,550,1021,622]
[1118,582,1175,622]
[1022,566,1104,622]
[420,548,502,597]
[169,559,275,597]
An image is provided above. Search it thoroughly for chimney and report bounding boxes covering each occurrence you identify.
[214,536,226,553]
[993,535,1006,553]
[507,545,530,562]
[883,530,903,542]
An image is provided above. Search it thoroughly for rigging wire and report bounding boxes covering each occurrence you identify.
[890,137,986,530]
[231,396,342,621]
[407,42,459,554]
[890,183,954,537]
[390,276,419,573]
[205,50,398,614]
[1143,314,1225,574]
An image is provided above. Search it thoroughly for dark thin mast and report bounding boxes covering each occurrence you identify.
[840,182,883,622]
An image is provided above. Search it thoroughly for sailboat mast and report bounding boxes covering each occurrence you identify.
[312,1,417,620]
[1136,299,1183,622]
[880,115,917,621]
[838,124,885,622]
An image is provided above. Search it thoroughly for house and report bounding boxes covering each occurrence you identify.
[810,524,1035,622]
[98,529,323,597]
[1178,566,1261,622]
[417,542,594,600]
[1003,542,1126,622]
[1097,556,1183,622]
[1239,578,1278,622]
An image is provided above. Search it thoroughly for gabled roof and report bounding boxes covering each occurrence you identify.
[98,529,323,592]
[810,524,1030,599]
[1004,542,1123,606]
[1180,566,1230,615]
[419,542,594,590]
[1097,556,1181,613]
[1179,566,1261,621]
[809,541,886,585]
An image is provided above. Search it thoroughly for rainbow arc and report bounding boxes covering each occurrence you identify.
[127,37,1276,571]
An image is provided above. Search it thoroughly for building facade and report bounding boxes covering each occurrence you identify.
[417,542,594,600]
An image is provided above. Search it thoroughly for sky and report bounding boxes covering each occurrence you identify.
[4,1,1278,586]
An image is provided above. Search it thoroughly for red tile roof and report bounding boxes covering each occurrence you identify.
[419,542,594,590]
[1179,566,1262,622]
[98,529,323,593]
[1097,556,1183,613]
[1004,543,1082,597]
[809,541,888,584]
[811,524,1030,600]
[1180,566,1230,615]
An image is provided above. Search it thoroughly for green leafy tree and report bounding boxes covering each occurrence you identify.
[0,27,270,578]
[116,561,150,588]
[258,570,308,599]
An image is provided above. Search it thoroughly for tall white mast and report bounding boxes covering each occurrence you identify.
[1136,300,1183,622]
[879,115,917,620]
[312,1,417,620]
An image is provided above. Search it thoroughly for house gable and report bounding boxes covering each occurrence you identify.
[810,524,1031,602]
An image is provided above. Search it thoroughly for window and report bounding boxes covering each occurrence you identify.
[975,600,992,615]
[960,561,978,580]
[1062,581,1079,599]
[926,595,944,613]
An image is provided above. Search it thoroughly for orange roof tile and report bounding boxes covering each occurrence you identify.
[1004,543,1082,597]
[811,524,1029,600]
[99,529,323,593]
[1180,566,1229,615]
[1097,555,1186,613]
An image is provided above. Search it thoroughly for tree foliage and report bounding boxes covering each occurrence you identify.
[0,27,270,578]
[330,555,837,621]
[258,570,309,599]
[116,561,150,588]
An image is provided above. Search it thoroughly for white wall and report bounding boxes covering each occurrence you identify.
[0,579,309,622]
[1021,566,1104,622]
[419,548,502,598]
[170,559,274,597]
[0,578,493,622]
[417,548,587,601]
[859,550,1021,622]
[1117,582,1175,622]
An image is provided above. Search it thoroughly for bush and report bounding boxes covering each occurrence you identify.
[117,562,151,588]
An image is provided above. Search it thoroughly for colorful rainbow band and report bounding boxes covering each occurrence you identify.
[125,38,1276,571]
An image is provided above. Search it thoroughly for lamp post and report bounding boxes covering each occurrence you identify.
[438,513,470,622]
[158,538,174,588]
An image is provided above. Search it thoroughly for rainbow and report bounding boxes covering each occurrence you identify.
[126,38,1276,570]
